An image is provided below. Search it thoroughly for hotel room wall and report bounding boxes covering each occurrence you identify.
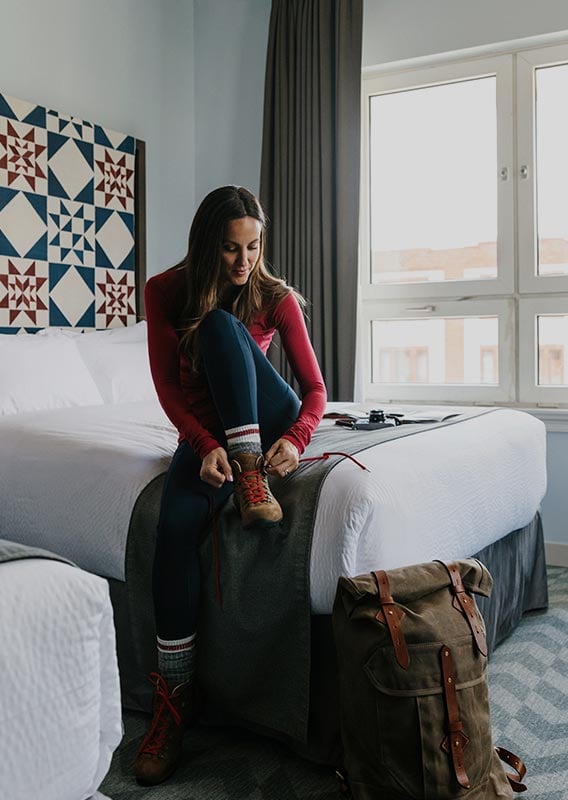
[362,0,568,65]
[193,0,271,202]
[0,0,196,279]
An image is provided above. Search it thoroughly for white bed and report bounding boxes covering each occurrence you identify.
[0,398,547,614]
[0,322,549,757]
[0,545,121,800]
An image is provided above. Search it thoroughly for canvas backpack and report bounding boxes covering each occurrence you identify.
[332,559,527,800]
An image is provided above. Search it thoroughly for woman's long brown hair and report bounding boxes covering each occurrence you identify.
[176,186,303,366]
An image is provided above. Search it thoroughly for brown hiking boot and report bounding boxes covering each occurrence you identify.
[134,672,198,786]
[231,452,283,529]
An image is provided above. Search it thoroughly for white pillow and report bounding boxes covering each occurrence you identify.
[38,321,147,342]
[75,336,156,404]
[0,334,105,415]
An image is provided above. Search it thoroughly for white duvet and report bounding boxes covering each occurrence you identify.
[0,401,546,614]
[310,407,547,612]
[0,556,121,800]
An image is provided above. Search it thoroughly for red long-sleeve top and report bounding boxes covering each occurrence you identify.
[145,267,327,459]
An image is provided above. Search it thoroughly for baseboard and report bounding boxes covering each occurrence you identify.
[545,541,568,567]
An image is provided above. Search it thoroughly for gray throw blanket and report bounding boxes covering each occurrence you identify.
[0,538,74,566]
[197,409,496,744]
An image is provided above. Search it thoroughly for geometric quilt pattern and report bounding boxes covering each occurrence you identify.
[0,91,136,332]
[0,256,49,328]
[48,198,95,267]
[95,267,136,328]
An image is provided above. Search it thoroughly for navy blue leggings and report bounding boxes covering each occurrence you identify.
[153,309,300,640]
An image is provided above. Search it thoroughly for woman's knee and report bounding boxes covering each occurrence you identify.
[200,308,238,339]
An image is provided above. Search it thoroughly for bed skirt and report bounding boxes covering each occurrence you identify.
[108,510,548,763]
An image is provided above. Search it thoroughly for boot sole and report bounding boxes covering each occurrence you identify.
[135,760,179,786]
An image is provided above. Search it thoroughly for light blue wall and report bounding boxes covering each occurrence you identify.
[0,0,195,277]
[193,0,271,202]
[363,0,568,66]
[540,434,568,548]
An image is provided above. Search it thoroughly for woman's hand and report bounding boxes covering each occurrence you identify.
[200,447,234,489]
[264,438,299,478]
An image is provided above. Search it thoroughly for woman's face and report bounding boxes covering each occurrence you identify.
[220,216,262,286]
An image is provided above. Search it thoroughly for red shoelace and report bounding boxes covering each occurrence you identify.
[236,467,272,505]
[298,451,371,472]
[138,672,182,756]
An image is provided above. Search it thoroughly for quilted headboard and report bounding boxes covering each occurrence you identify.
[0,92,146,334]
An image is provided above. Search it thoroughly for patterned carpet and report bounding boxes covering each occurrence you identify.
[100,567,568,800]
[489,566,568,800]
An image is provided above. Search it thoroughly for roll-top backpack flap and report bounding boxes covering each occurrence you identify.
[339,559,491,616]
[336,559,490,631]
[336,573,388,621]
[383,558,493,604]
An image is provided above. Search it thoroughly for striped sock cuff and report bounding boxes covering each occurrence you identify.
[225,424,261,449]
[157,633,196,654]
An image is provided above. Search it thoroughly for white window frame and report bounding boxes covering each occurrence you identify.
[517,44,568,294]
[361,56,515,302]
[358,39,568,414]
[519,297,568,404]
[359,299,515,404]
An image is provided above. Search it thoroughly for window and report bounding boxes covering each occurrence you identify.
[360,44,568,407]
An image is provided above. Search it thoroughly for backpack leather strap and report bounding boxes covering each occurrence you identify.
[439,561,488,656]
[495,747,528,792]
[372,570,409,670]
[440,645,471,789]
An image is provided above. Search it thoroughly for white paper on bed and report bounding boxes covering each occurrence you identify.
[0,402,546,613]
[0,559,121,800]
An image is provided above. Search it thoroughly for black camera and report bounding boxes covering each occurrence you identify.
[368,409,385,423]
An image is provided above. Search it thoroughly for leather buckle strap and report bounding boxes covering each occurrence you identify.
[440,645,471,789]
[372,570,409,670]
[495,747,528,793]
[438,561,488,656]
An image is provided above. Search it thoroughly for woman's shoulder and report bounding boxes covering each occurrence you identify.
[145,266,186,321]
[145,265,185,296]
[267,289,303,322]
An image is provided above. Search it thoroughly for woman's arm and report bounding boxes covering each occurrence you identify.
[145,276,222,459]
[270,292,327,454]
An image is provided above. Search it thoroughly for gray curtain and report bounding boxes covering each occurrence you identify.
[260,0,363,401]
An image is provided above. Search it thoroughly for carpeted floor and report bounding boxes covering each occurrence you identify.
[100,566,568,800]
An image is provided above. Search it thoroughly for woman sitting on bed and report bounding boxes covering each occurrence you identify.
[135,185,327,785]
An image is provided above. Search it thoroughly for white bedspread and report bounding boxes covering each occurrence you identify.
[0,557,122,800]
[310,406,547,612]
[0,402,176,581]
[0,402,546,614]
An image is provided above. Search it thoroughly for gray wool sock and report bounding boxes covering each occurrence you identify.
[225,424,262,460]
[157,633,196,688]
